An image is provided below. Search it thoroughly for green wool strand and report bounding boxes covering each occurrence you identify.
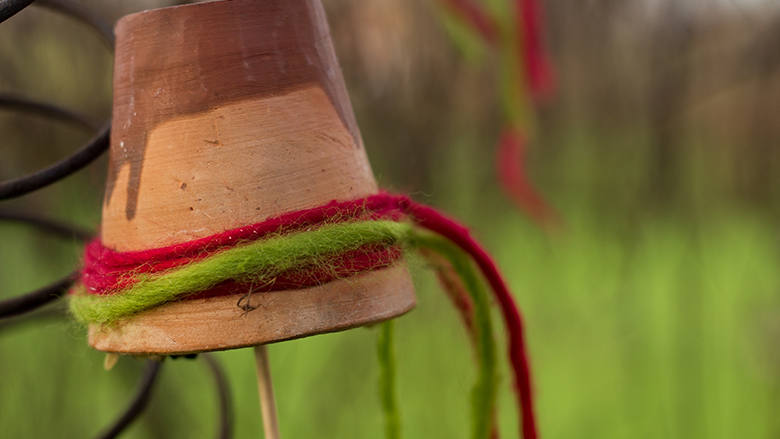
[71,220,498,439]
[70,220,413,325]
[377,321,400,439]
[411,230,498,439]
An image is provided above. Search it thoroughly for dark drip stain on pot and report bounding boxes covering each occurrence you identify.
[107,0,361,219]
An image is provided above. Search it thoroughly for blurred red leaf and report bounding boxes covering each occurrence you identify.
[515,0,555,100]
[497,128,558,226]
[437,0,559,227]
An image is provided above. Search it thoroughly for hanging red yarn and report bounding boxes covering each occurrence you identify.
[497,128,558,226]
[401,196,538,439]
[82,195,407,296]
[515,0,555,100]
[437,0,556,229]
[80,193,538,438]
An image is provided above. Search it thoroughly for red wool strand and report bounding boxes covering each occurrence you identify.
[82,195,406,295]
[81,193,537,439]
[400,197,538,439]
[437,0,556,228]
[515,0,555,100]
[497,128,558,227]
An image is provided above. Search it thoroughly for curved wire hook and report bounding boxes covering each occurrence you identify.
[0,306,66,333]
[0,0,34,23]
[2,3,232,436]
[0,0,114,200]
[96,360,163,439]
[0,93,98,131]
[1,0,113,47]
[0,121,110,200]
[203,353,234,439]
[0,213,90,318]
[0,271,76,319]
[0,209,94,240]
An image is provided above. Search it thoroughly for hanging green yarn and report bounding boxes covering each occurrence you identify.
[374,230,499,439]
[411,230,498,439]
[378,320,401,439]
[72,218,501,438]
[70,190,543,438]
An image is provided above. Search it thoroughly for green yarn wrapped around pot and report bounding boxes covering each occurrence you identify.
[70,220,412,325]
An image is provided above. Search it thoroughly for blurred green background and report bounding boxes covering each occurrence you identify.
[1,0,779,437]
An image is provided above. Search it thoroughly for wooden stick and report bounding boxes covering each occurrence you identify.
[254,345,281,439]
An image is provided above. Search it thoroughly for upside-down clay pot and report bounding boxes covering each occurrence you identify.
[90,0,416,354]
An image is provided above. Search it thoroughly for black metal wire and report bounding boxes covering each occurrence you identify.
[0,209,93,240]
[0,121,110,200]
[0,271,76,318]
[1,3,236,438]
[0,0,34,23]
[203,354,234,439]
[0,93,97,131]
[96,360,163,439]
[0,0,114,200]
[0,305,66,332]
[0,167,94,319]
[0,203,91,317]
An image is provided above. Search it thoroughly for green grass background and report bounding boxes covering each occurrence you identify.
[1,2,779,437]
[1,161,778,438]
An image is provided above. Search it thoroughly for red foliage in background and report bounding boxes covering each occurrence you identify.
[439,0,558,227]
[515,0,555,100]
[497,129,558,226]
